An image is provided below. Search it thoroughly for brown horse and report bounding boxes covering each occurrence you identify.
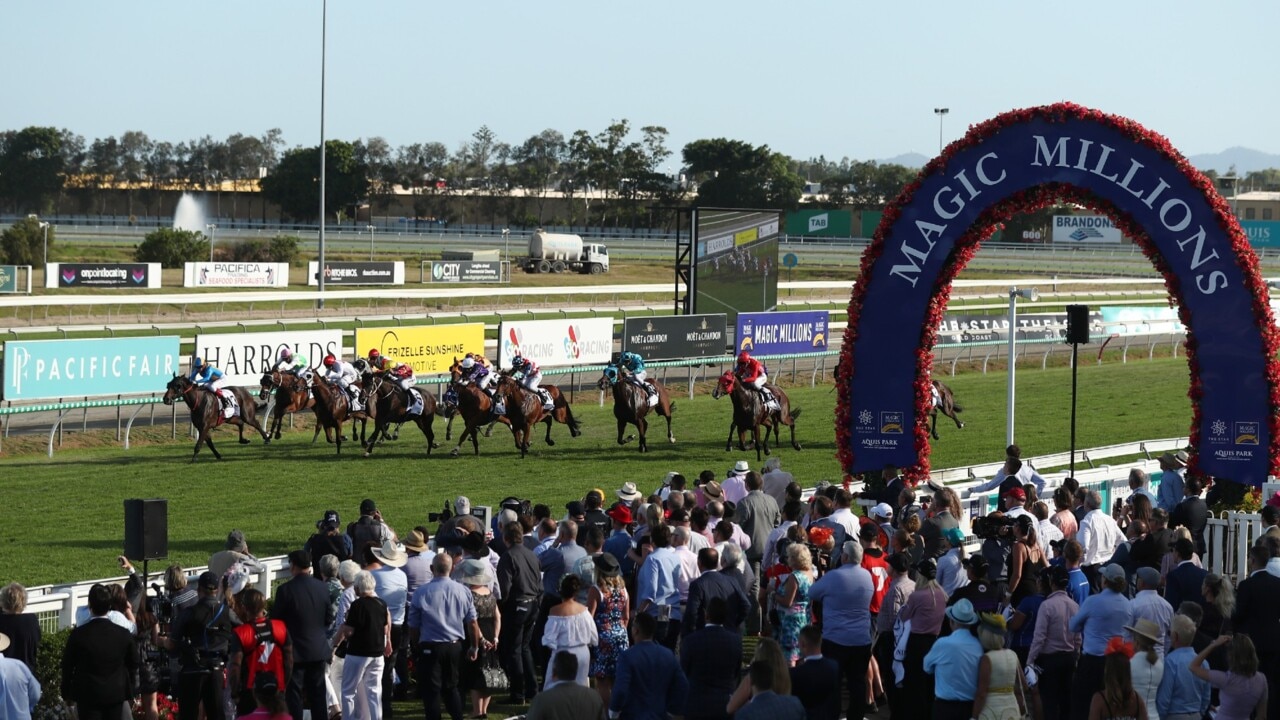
[310,379,370,455]
[360,374,439,457]
[258,370,326,444]
[929,379,965,440]
[445,357,512,456]
[596,368,675,452]
[164,375,268,462]
[711,371,801,460]
[494,373,582,458]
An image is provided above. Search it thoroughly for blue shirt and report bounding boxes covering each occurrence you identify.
[1155,469,1185,513]
[407,576,476,643]
[637,548,683,620]
[807,563,873,647]
[540,541,587,599]
[1067,568,1090,605]
[0,656,40,720]
[1156,646,1210,717]
[1068,588,1132,656]
[1012,594,1046,648]
[604,529,634,576]
[923,628,984,701]
[371,565,408,625]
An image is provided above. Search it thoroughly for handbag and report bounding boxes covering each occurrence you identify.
[481,652,509,692]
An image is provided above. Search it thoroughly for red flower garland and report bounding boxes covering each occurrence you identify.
[837,102,1280,483]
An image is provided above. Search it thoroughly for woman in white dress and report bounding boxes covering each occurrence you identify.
[541,574,598,687]
[1124,619,1164,720]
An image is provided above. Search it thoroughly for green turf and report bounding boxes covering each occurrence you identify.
[1,356,1191,586]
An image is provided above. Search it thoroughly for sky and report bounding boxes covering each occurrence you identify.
[5,1,1278,165]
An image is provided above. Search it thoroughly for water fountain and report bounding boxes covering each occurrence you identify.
[173,193,207,233]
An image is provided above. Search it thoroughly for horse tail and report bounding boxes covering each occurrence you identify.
[668,399,676,413]
[789,407,802,420]
[952,402,964,412]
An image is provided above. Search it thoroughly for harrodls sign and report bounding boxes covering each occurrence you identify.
[735,311,829,355]
[2,336,179,400]
[429,261,504,283]
[1052,215,1124,243]
[306,261,404,285]
[193,330,342,386]
[184,262,290,288]
[49,263,160,289]
[497,317,614,368]
[623,314,727,360]
[846,107,1272,483]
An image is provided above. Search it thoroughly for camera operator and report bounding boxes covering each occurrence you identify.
[975,513,1015,587]
[169,571,235,720]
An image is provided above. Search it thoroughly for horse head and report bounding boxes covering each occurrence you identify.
[162,374,190,406]
[599,365,619,390]
[258,371,278,401]
[449,356,463,383]
[712,371,735,399]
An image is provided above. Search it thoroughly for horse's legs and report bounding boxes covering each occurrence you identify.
[789,420,803,451]
[930,410,940,441]
[543,415,555,446]
[334,420,345,455]
[637,416,648,453]
[484,419,496,438]
[724,423,735,452]
[445,414,454,441]
[617,417,630,445]
[753,424,764,460]
[421,416,436,455]
[363,423,385,457]
[950,406,965,430]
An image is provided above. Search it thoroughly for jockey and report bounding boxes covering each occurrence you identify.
[734,350,778,411]
[322,354,363,411]
[275,347,311,382]
[369,349,416,393]
[619,350,657,402]
[458,355,494,395]
[188,356,233,415]
[511,354,553,409]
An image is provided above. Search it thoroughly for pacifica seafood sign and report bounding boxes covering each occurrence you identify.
[497,317,615,368]
[48,263,161,289]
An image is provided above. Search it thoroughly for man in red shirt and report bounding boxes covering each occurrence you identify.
[859,522,891,712]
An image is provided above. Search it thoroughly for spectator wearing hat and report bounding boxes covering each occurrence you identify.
[1125,617,1164,720]
[1155,451,1189,513]
[306,511,352,574]
[870,503,895,541]
[564,500,586,525]
[365,539,409,715]
[937,526,970,597]
[456,559,500,720]
[169,572,233,720]
[402,528,435,597]
[1129,566,1173,660]
[616,482,643,505]
[923,598,985,720]
[582,490,611,537]
[1069,563,1134,720]
[810,541,874,720]
[1001,486,1031,520]
[0,631,39,720]
[1078,489,1126,591]
[697,478,723,510]
[209,529,267,579]
[723,461,751,504]
[969,447,1046,495]
[585,553,629,707]
[271,551,334,720]
[496,521,542,706]
[950,554,1003,616]
[62,584,138,720]
[603,505,635,577]
[1027,566,1079,720]
[972,612,1028,720]
[349,500,390,552]
[736,471,780,636]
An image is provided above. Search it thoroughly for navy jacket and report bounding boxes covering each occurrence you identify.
[735,691,806,720]
[271,573,335,663]
[682,571,749,636]
[610,640,688,720]
[679,625,741,718]
[1163,561,1207,614]
[790,656,842,720]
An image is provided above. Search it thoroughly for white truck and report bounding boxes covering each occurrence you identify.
[522,231,610,274]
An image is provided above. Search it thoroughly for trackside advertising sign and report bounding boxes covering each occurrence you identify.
[1051,215,1124,243]
[2,336,180,400]
[497,318,614,368]
[429,261,504,283]
[48,263,161,289]
[183,262,290,288]
[354,324,486,374]
[734,311,829,355]
[623,314,727,360]
[192,330,342,386]
[306,261,404,285]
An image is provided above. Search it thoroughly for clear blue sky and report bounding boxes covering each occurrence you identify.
[5,1,1276,163]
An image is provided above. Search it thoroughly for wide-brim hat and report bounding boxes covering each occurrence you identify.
[946,598,978,626]
[733,460,750,473]
[594,552,621,578]
[373,539,408,567]
[1124,618,1161,643]
[617,482,642,502]
[403,529,428,553]
[606,504,633,525]
[459,558,493,586]
[1159,451,1188,469]
[703,481,724,499]
[0,632,10,653]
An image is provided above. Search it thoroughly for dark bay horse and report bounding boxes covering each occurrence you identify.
[597,368,675,452]
[310,379,370,455]
[929,379,965,440]
[446,357,511,456]
[164,375,268,462]
[258,370,322,443]
[494,373,582,458]
[360,374,439,457]
[711,371,801,460]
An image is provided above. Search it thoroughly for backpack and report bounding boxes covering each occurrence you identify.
[234,618,288,690]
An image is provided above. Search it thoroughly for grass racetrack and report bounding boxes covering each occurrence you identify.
[2,356,1190,586]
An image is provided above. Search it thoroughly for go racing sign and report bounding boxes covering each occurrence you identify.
[497,317,614,368]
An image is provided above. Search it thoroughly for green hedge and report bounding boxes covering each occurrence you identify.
[34,627,72,720]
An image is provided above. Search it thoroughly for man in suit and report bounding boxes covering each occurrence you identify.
[171,572,234,720]
[789,625,841,720]
[609,613,688,720]
[61,584,138,720]
[271,550,335,720]
[736,660,805,720]
[1255,503,1280,548]
[735,471,780,635]
[496,520,542,705]
[682,548,749,636]
[1164,538,1208,613]
[526,651,602,720]
[679,598,742,720]
[1170,476,1210,557]
[1234,544,1280,720]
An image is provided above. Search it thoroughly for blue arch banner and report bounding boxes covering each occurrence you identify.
[840,105,1278,485]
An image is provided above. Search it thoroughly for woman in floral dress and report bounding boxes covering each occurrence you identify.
[586,553,630,709]
[774,543,817,664]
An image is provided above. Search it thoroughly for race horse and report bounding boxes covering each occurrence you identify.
[258,370,323,444]
[164,375,268,462]
[360,373,439,457]
[711,371,802,460]
[310,378,371,455]
[494,372,582,458]
[445,357,512,456]
[597,367,675,452]
[929,379,965,440]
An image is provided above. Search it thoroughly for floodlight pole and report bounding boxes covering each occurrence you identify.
[39,222,49,268]
[1006,286,1039,445]
[934,108,950,154]
[367,225,375,260]
[316,0,328,309]
[206,224,217,263]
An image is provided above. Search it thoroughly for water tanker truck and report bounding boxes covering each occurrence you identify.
[522,231,610,274]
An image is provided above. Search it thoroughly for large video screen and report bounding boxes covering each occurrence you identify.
[692,209,780,323]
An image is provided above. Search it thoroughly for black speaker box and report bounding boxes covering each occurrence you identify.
[124,498,168,561]
[1065,304,1090,345]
